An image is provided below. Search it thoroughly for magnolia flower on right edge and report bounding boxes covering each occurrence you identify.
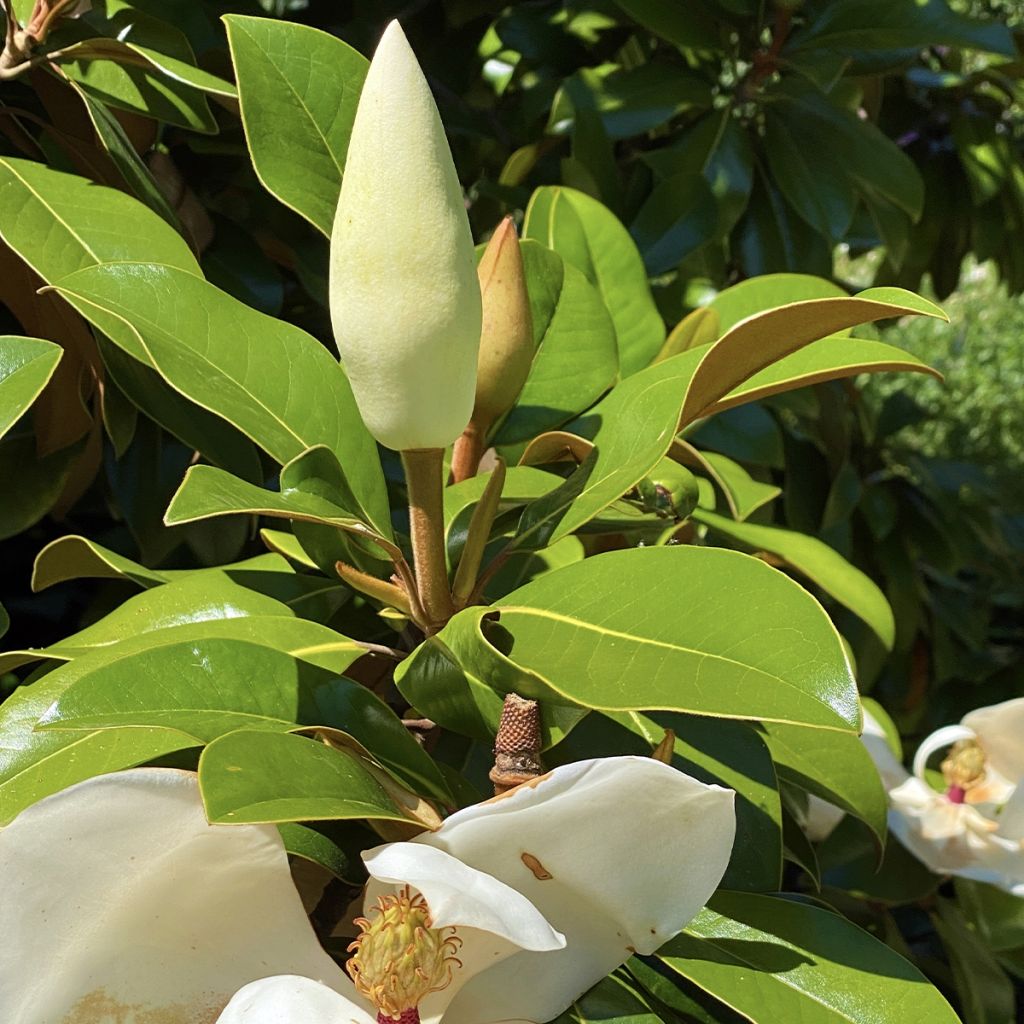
[887,697,1024,895]
[805,698,1024,895]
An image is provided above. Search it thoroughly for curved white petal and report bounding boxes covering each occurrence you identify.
[911,724,975,781]
[888,777,1024,896]
[862,709,909,790]
[364,842,564,952]
[801,796,846,842]
[0,768,353,1024]
[216,976,375,1024]
[963,697,1024,784]
[412,756,735,1024]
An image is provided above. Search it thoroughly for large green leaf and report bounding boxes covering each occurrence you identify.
[523,187,664,375]
[694,509,895,648]
[514,348,704,547]
[0,435,81,540]
[36,637,367,740]
[0,158,199,279]
[164,463,394,562]
[0,572,294,674]
[0,337,62,440]
[398,546,860,739]
[494,241,618,443]
[51,262,388,529]
[708,274,848,334]
[761,721,888,846]
[225,15,368,235]
[199,730,414,825]
[630,173,719,276]
[678,288,945,426]
[708,335,942,417]
[550,972,663,1024]
[0,615,360,823]
[791,0,1015,57]
[656,892,959,1023]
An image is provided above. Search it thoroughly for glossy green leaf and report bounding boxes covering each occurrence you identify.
[709,335,942,417]
[695,509,895,648]
[0,435,80,541]
[399,546,860,737]
[761,720,888,844]
[660,892,959,1023]
[303,676,451,802]
[523,186,664,375]
[99,337,264,482]
[225,15,368,234]
[514,348,704,547]
[32,535,171,591]
[679,288,946,426]
[933,898,1016,1024]
[0,336,62,441]
[708,274,848,334]
[0,158,199,280]
[791,0,1015,57]
[37,637,366,740]
[630,172,718,275]
[954,880,1024,954]
[0,573,293,674]
[51,262,388,527]
[59,37,219,133]
[165,464,393,561]
[689,449,781,521]
[277,822,366,883]
[550,972,663,1024]
[68,81,182,230]
[0,615,362,823]
[199,730,412,825]
[493,241,618,443]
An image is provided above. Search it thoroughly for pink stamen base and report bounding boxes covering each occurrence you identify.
[947,785,966,804]
[378,1011,420,1024]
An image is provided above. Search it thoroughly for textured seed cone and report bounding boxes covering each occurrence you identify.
[472,216,534,430]
[329,20,482,451]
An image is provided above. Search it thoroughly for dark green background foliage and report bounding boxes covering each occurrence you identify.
[0,1,1023,1021]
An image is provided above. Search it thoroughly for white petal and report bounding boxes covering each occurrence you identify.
[216,976,375,1024]
[963,697,1024,783]
[911,724,975,780]
[0,768,354,1024]
[364,841,564,951]
[888,777,1024,896]
[415,756,735,1024]
[801,796,846,842]
[862,708,909,790]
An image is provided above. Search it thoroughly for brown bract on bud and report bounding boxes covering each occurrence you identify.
[473,216,534,430]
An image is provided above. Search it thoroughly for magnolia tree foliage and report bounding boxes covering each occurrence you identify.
[0,2,1022,1024]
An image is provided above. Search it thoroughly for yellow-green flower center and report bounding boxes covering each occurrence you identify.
[942,739,987,799]
[347,887,462,1019]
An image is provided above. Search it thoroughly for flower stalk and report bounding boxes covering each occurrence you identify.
[401,448,454,632]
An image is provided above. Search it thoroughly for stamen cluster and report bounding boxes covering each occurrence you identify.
[347,886,463,1020]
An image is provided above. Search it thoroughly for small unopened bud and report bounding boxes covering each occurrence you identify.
[473,216,534,430]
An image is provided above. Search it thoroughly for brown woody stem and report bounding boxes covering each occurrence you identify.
[401,448,454,632]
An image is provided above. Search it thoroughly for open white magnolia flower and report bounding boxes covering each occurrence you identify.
[0,756,735,1024]
[886,697,1024,894]
[803,698,1024,895]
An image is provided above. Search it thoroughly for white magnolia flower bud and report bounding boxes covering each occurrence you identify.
[329,20,482,452]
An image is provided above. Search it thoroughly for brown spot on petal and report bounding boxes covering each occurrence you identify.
[520,852,553,880]
[63,989,223,1024]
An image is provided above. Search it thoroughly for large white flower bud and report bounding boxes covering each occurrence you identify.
[329,20,482,451]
